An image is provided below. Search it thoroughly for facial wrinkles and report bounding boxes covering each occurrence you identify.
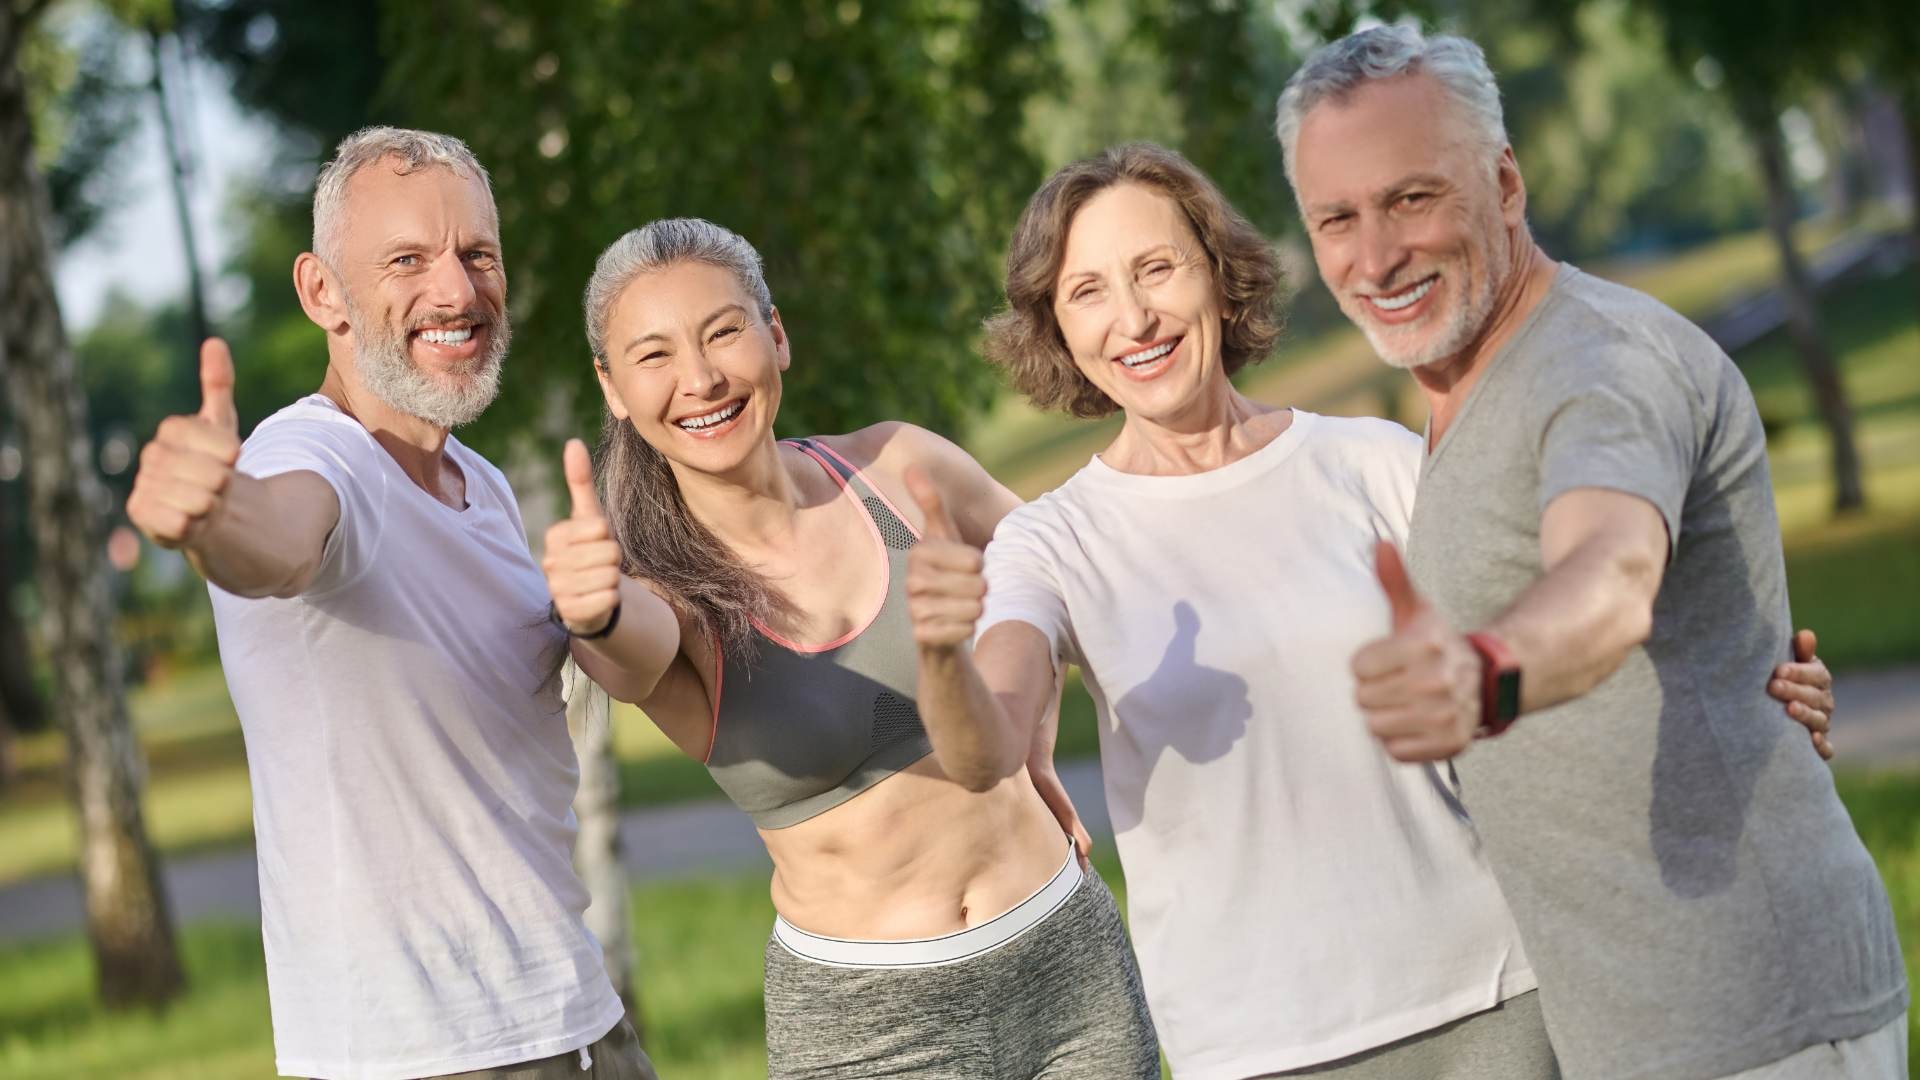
[1340,177,1511,371]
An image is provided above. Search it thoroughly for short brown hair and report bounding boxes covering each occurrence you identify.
[984,143,1285,419]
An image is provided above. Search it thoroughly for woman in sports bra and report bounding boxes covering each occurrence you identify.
[539,216,1159,1080]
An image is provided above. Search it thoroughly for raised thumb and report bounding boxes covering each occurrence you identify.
[563,438,603,521]
[904,465,961,543]
[1374,539,1426,631]
[198,338,238,433]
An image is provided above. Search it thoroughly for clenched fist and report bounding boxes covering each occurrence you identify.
[543,439,623,636]
[127,339,242,549]
[1352,541,1482,762]
[904,466,986,652]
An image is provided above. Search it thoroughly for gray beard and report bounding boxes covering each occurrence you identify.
[1358,216,1515,372]
[347,297,508,429]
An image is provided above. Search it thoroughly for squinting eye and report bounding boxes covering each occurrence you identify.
[1142,262,1172,279]
[711,326,739,342]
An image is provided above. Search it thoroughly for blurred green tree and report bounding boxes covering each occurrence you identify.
[1839,0,1920,313]
[386,0,1055,450]
[0,0,183,1007]
[1578,0,1866,510]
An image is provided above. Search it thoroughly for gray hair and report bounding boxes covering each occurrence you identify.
[583,218,775,365]
[311,126,493,264]
[1274,25,1507,189]
[582,218,786,663]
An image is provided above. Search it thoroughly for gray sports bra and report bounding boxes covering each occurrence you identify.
[702,439,934,829]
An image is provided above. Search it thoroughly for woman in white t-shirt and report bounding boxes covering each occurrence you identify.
[901,143,1837,1080]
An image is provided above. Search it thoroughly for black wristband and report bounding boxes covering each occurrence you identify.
[556,600,621,641]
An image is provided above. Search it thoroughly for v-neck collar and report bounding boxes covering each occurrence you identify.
[1422,264,1578,476]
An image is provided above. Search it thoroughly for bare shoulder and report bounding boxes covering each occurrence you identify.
[815,421,956,472]
[812,422,1019,545]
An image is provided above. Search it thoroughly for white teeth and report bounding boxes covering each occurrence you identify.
[1369,278,1436,312]
[1120,341,1175,368]
[419,326,474,344]
[677,401,744,431]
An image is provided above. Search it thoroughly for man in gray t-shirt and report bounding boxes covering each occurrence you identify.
[1279,25,1907,1080]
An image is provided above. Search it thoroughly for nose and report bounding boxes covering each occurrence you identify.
[676,345,725,400]
[1353,213,1408,289]
[1114,279,1157,341]
[421,250,479,312]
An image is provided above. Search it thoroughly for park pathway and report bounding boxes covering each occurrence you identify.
[3,666,1917,944]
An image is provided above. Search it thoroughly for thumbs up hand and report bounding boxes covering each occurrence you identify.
[542,438,624,636]
[128,339,245,549]
[1351,541,1482,762]
[903,465,986,653]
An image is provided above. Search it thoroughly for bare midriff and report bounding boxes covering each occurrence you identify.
[760,755,1070,940]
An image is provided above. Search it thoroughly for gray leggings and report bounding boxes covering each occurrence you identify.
[1260,990,1559,1080]
[763,867,1159,1079]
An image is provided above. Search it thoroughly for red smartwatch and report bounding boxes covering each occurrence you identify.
[1466,631,1522,738]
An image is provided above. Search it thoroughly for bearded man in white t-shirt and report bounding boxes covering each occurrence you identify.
[125,127,655,1080]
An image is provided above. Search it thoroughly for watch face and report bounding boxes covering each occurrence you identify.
[1494,669,1522,721]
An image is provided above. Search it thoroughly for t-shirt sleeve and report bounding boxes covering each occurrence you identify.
[236,415,387,595]
[1530,342,1698,558]
[1361,418,1423,548]
[978,505,1075,667]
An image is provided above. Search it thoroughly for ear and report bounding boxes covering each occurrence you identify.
[768,306,792,373]
[1496,146,1527,226]
[595,361,631,421]
[294,253,351,334]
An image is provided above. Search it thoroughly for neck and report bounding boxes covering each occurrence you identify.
[1411,236,1558,442]
[672,436,808,556]
[1103,380,1287,477]
[316,358,454,498]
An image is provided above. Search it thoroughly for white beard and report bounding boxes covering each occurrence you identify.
[346,296,508,429]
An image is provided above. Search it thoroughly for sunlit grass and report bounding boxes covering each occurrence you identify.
[3,774,1910,1077]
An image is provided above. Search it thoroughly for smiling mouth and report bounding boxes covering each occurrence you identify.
[1116,337,1180,369]
[414,324,476,345]
[1364,277,1437,312]
[675,399,744,432]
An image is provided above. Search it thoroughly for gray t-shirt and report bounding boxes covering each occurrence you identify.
[1406,266,1907,1080]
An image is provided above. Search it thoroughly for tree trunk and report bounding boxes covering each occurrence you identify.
[566,662,642,1035]
[1902,89,1920,318]
[0,481,47,749]
[1737,90,1866,512]
[148,28,210,350]
[0,3,184,1007]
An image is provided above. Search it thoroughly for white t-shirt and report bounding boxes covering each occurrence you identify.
[979,410,1535,1080]
[210,396,622,1080]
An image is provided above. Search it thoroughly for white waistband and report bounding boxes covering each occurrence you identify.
[772,841,1083,969]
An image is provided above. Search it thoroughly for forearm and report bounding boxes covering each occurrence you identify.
[568,577,683,704]
[187,473,332,599]
[918,646,1031,791]
[1487,533,1660,713]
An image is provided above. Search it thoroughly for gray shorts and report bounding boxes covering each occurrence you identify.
[763,851,1159,1079]
[1716,1012,1909,1080]
[1259,990,1559,1080]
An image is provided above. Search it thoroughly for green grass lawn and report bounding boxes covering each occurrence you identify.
[5,772,1915,1079]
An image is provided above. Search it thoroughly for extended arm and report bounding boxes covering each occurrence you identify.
[544,438,683,704]
[1489,487,1668,711]
[126,339,340,599]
